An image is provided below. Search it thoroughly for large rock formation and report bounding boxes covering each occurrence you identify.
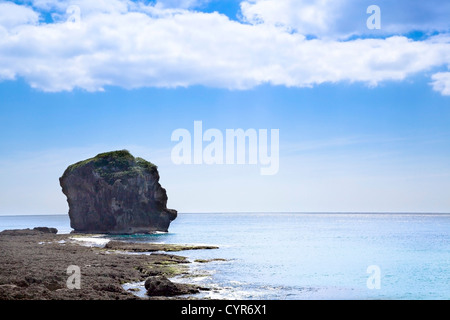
[59,150,177,234]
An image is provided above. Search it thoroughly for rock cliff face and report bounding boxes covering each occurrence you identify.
[59,150,177,234]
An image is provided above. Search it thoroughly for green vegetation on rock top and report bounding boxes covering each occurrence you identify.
[64,150,157,184]
[136,157,157,171]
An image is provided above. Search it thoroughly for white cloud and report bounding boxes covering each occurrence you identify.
[431,72,450,96]
[0,2,39,28]
[241,0,340,36]
[29,0,131,13]
[155,0,211,9]
[240,0,450,39]
[0,1,449,94]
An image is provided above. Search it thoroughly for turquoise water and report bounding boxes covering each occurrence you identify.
[1,213,449,300]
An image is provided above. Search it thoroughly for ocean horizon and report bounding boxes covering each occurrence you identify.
[1,212,449,300]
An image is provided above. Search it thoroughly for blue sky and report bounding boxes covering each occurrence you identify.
[0,0,449,214]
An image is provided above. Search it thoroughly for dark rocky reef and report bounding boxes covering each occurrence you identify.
[0,229,217,300]
[59,150,177,234]
[144,275,206,297]
[105,241,218,252]
[0,227,57,236]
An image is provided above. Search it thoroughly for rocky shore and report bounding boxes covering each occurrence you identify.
[0,228,218,300]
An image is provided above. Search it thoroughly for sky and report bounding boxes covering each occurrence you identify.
[0,0,449,214]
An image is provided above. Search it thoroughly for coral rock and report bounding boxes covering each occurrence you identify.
[59,150,177,234]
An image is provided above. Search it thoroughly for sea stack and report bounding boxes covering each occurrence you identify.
[59,150,177,234]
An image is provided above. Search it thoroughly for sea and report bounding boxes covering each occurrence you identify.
[0,213,449,300]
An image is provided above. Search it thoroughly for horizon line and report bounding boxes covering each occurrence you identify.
[1,211,450,217]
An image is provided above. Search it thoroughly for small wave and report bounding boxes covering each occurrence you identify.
[122,281,147,298]
[69,236,110,247]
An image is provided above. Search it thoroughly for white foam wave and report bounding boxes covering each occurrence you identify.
[70,236,110,247]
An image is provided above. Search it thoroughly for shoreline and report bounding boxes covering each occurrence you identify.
[0,228,219,300]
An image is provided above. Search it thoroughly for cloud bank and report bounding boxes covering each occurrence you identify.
[241,0,450,38]
[0,0,449,94]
